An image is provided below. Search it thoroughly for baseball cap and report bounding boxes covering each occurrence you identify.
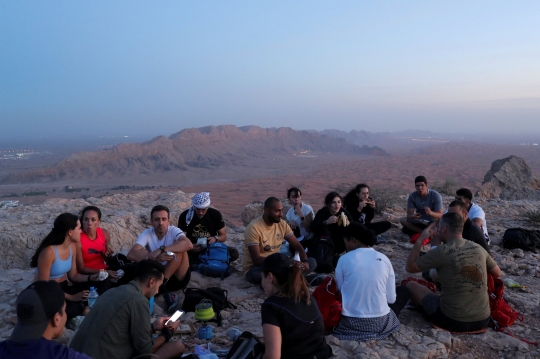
[10,281,65,342]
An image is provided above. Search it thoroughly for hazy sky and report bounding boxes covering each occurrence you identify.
[1,1,540,140]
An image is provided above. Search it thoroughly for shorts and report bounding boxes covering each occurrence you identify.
[421,294,490,332]
[165,267,192,292]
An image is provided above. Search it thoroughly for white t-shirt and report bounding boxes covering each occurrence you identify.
[335,247,396,318]
[469,203,489,241]
[285,203,314,241]
[136,226,185,265]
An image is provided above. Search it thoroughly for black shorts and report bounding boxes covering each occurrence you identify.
[165,267,192,292]
[421,294,490,332]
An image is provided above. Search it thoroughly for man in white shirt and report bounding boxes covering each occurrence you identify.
[127,205,193,311]
[455,188,490,244]
[285,187,314,243]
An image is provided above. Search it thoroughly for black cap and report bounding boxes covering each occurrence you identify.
[10,281,65,342]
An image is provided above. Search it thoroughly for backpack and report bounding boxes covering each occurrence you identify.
[410,233,431,246]
[197,242,231,279]
[312,276,342,331]
[502,228,540,253]
[487,274,523,330]
[308,237,336,274]
[225,331,265,359]
[181,287,237,326]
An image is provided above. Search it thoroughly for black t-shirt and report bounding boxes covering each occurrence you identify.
[261,294,332,359]
[178,207,225,244]
[463,218,490,254]
[311,207,353,254]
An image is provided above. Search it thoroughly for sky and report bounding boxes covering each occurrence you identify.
[1,1,540,140]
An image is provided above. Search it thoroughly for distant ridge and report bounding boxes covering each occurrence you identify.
[0,125,388,184]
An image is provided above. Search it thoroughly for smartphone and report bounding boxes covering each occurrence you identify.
[165,310,185,325]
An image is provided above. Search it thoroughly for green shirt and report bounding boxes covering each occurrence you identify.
[69,281,153,359]
[415,237,497,322]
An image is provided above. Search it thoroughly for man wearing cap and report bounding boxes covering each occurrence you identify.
[0,281,91,359]
[400,175,443,235]
[69,260,185,359]
[178,192,239,265]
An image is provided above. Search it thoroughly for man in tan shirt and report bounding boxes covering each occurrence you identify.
[243,197,316,285]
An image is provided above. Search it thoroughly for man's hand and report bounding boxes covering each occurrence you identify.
[155,252,174,263]
[71,290,89,302]
[326,215,338,225]
[107,270,119,279]
[300,261,309,272]
[288,220,297,230]
[208,236,218,245]
[191,244,202,253]
[424,207,433,216]
[152,317,169,331]
[409,213,421,221]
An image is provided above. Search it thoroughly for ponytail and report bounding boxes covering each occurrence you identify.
[30,213,79,268]
[283,262,311,305]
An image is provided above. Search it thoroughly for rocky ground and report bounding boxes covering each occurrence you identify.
[1,191,540,358]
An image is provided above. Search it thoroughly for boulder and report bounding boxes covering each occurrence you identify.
[476,156,540,200]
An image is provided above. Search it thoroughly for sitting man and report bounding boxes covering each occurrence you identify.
[400,176,443,235]
[405,213,501,332]
[285,187,314,244]
[178,192,239,266]
[69,260,185,359]
[447,200,489,253]
[244,197,317,285]
[0,281,90,359]
[455,188,490,244]
[127,205,193,311]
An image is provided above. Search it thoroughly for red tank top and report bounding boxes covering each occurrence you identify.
[80,227,107,270]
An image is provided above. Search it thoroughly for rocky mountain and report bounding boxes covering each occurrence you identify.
[477,156,540,200]
[0,125,388,184]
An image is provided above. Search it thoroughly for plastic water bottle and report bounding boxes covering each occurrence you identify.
[88,287,99,308]
[279,240,290,256]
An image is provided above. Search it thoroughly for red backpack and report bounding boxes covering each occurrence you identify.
[487,274,522,330]
[312,276,342,331]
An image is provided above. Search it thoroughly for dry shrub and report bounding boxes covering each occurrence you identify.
[432,178,458,196]
[523,209,540,225]
[369,186,402,214]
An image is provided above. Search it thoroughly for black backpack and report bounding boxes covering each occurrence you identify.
[502,228,540,252]
[181,287,236,326]
[308,237,336,274]
[225,331,264,359]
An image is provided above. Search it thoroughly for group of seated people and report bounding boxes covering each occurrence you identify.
[0,177,498,359]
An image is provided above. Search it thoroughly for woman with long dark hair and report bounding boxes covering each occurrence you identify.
[343,183,391,236]
[31,213,99,319]
[311,191,353,254]
[261,253,332,359]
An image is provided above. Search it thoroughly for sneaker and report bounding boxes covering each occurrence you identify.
[162,292,178,313]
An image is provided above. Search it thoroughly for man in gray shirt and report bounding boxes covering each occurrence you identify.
[69,260,184,359]
[400,176,443,235]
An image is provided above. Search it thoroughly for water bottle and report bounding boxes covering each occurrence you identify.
[88,287,99,308]
[279,240,290,256]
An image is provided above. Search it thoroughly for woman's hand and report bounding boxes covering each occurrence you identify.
[325,215,338,225]
[288,220,297,230]
[367,199,376,208]
[90,273,100,281]
[107,270,119,279]
[358,200,367,211]
[71,290,89,302]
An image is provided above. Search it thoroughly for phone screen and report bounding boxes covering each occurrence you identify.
[165,310,184,325]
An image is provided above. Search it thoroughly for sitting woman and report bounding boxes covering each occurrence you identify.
[311,191,354,255]
[343,183,392,235]
[333,223,410,341]
[261,253,333,359]
[31,213,100,319]
[77,206,119,277]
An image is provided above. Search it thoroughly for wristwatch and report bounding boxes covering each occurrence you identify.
[300,216,305,221]
[159,245,166,253]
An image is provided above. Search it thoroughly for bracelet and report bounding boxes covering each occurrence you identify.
[160,327,173,342]
[301,259,309,263]
[150,322,156,334]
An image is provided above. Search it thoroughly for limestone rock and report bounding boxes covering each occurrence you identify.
[241,202,263,226]
[477,156,540,200]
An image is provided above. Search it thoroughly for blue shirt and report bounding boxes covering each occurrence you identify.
[0,337,91,359]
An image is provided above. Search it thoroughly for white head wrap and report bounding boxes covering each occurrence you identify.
[185,192,211,226]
